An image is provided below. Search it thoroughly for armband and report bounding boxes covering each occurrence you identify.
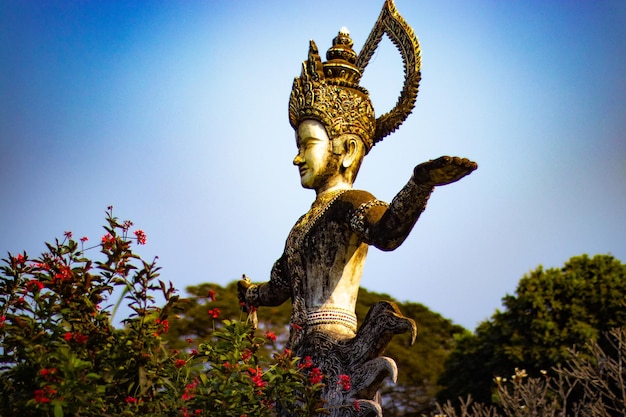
[350,199,389,235]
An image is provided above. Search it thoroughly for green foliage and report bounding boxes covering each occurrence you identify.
[437,254,626,405]
[163,281,292,351]
[0,209,322,416]
[196,319,324,416]
[168,284,466,415]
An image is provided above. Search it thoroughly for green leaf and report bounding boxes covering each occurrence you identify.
[54,401,64,417]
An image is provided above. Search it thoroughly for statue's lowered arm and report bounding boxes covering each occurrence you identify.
[239,256,290,309]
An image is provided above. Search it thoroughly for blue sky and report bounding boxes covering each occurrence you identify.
[1,1,625,330]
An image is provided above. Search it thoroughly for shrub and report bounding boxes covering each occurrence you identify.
[432,327,626,417]
[0,208,322,416]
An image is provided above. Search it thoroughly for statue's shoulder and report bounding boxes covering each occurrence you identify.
[337,189,378,209]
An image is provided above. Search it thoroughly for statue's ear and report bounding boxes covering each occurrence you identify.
[341,136,359,169]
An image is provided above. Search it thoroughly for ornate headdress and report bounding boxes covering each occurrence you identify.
[288,0,421,154]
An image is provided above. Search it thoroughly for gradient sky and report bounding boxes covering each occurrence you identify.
[2,1,625,330]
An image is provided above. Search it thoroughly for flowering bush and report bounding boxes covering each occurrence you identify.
[0,208,323,417]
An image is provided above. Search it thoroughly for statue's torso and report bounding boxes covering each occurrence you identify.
[262,178,431,347]
[282,189,375,339]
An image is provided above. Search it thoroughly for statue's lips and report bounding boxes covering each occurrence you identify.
[299,168,307,177]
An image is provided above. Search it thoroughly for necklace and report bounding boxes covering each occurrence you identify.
[287,188,348,249]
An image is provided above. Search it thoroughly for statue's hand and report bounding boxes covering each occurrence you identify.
[237,277,252,312]
[413,156,477,186]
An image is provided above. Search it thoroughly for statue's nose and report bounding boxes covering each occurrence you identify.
[293,153,304,166]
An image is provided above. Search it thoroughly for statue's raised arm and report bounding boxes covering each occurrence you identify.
[237,1,476,415]
[350,156,476,252]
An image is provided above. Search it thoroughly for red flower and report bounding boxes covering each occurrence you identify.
[34,389,51,403]
[80,236,88,242]
[182,378,199,401]
[308,367,323,384]
[34,386,56,403]
[39,368,57,380]
[155,318,169,335]
[134,229,147,245]
[265,331,276,342]
[53,265,72,283]
[241,349,252,362]
[0,315,5,328]
[33,262,46,270]
[208,308,220,319]
[74,333,88,344]
[64,231,73,239]
[101,233,115,249]
[26,279,44,293]
[207,289,216,301]
[338,374,351,391]
[186,337,194,344]
[125,396,138,404]
[248,367,266,388]
[64,332,88,343]
[175,359,187,368]
[15,254,25,265]
[299,356,313,369]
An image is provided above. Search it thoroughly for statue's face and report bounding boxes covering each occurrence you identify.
[293,119,341,191]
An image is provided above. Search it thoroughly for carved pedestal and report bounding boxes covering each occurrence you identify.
[290,301,417,417]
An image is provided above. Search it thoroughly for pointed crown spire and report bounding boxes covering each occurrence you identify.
[288,0,421,153]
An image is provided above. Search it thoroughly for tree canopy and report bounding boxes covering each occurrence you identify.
[437,254,626,405]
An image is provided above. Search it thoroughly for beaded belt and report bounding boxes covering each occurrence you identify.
[306,308,358,333]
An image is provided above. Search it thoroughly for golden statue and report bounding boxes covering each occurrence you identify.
[239,1,476,415]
